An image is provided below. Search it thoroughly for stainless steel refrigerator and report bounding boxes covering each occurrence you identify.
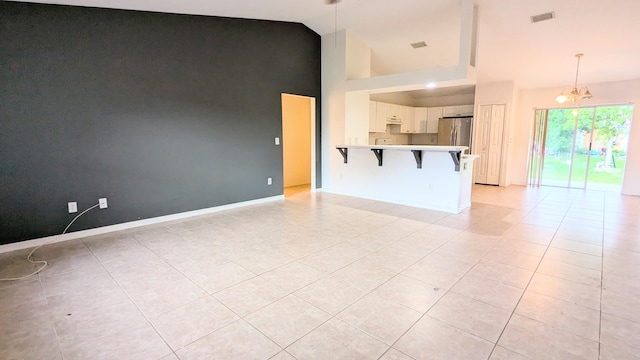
[437,116,473,150]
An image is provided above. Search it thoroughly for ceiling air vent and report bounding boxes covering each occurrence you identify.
[531,11,555,23]
[411,41,427,49]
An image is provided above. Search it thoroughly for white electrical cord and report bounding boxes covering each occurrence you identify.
[0,203,100,281]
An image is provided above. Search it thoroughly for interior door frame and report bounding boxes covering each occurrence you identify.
[527,109,548,186]
[281,93,317,192]
[472,103,506,186]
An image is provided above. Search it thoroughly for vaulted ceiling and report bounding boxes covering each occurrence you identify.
[13,0,640,90]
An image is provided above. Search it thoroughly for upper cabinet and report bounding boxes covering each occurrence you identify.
[369,101,386,132]
[400,106,416,133]
[380,102,402,123]
[442,105,474,117]
[426,107,443,133]
[414,108,428,133]
[369,101,474,134]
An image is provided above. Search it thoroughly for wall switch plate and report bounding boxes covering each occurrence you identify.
[275,137,280,145]
[68,202,77,213]
[267,177,272,185]
[99,198,108,209]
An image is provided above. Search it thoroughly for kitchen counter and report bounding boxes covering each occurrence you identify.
[328,145,479,213]
[336,144,469,152]
[335,144,476,171]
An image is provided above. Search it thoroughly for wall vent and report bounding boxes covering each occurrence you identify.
[531,11,555,23]
[411,41,427,49]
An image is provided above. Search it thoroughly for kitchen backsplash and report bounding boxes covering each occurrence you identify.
[411,133,438,145]
[369,125,437,145]
[368,125,410,145]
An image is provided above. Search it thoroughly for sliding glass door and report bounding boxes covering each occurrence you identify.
[528,105,633,191]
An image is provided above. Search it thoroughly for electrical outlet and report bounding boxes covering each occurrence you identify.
[267,177,272,185]
[68,202,77,213]
[275,137,280,145]
[99,198,108,209]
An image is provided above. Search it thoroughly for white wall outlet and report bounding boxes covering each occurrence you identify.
[68,202,77,213]
[98,198,108,209]
[267,177,272,185]
[275,137,280,145]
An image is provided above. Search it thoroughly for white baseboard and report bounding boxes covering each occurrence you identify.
[0,195,285,254]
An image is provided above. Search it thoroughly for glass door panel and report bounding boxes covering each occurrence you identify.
[586,105,633,190]
[532,104,633,191]
[528,109,547,186]
[569,108,596,188]
[540,109,576,187]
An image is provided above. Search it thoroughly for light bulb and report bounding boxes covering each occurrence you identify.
[556,94,567,103]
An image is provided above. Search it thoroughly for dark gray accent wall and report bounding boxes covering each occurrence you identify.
[0,2,321,244]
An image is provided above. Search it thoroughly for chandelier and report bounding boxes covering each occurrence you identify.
[556,53,593,103]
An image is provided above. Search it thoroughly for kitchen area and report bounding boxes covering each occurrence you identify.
[367,84,476,149]
[332,84,489,213]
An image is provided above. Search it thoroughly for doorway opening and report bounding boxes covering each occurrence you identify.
[281,94,316,198]
[528,104,633,191]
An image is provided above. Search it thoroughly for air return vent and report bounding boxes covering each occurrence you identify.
[531,11,555,23]
[411,41,427,49]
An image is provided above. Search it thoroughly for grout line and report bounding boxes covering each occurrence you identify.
[486,187,572,359]
[81,239,180,359]
[3,186,624,359]
[597,192,606,359]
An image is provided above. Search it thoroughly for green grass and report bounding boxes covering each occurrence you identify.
[541,154,626,186]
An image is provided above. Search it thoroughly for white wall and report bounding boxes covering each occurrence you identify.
[344,31,372,146]
[370,92,416,106]
[346,32,371,80]
[414,93,475,107]
[512,78,640,195]
[321,30,347,191]
[345,92,369,145]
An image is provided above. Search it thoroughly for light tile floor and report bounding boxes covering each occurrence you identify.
[1,185,639,359]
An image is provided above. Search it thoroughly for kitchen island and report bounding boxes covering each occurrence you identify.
[332,145,479,213]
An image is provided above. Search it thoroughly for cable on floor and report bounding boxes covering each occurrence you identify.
[0,203,100,281]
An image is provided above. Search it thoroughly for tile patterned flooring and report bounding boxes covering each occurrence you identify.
[1,185,639,359]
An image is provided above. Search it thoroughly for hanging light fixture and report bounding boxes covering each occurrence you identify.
[556,53,593,103]
[325,0,341,47]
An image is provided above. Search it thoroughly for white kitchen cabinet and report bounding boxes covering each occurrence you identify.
[384,103,402,123]
[473,104,505,185]
[426,107,443,133]
[442,105,474,117]
[369,101,386,132]
[414,107,428,133]
[400,106,415,133]
[458,105,474,116]
[376,102,390,131]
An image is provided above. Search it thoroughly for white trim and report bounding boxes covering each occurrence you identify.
[310,97,317,191]
[0,195,284,254]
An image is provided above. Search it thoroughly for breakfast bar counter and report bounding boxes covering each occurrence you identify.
[330,145,479,213]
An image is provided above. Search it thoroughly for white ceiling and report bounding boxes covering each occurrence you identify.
[15,0,640,91]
